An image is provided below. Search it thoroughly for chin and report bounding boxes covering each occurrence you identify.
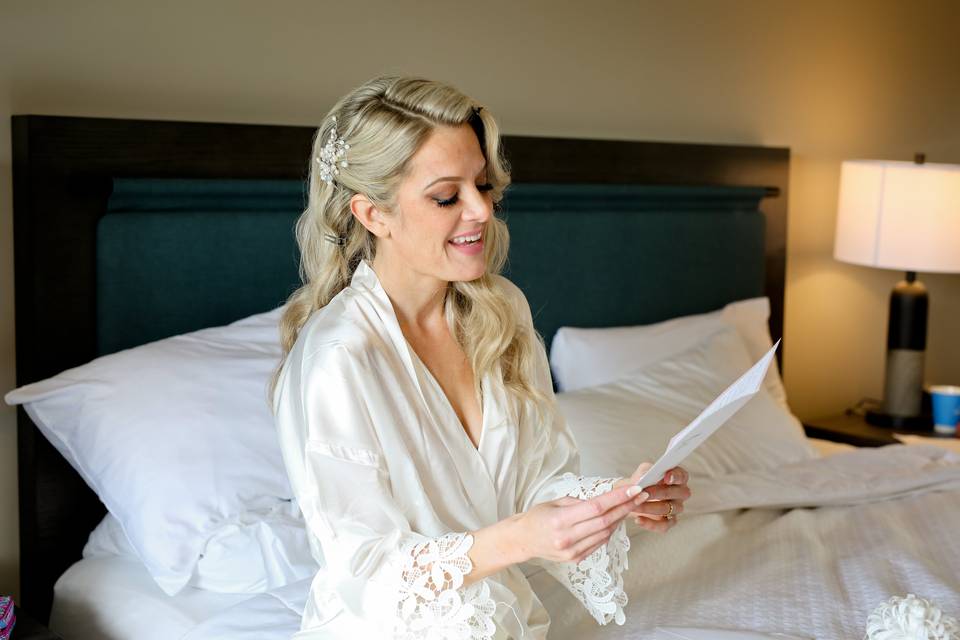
[440,247,487,283]
[451,267,486,283]
[446,260,487,283]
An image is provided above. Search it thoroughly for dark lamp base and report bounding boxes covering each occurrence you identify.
[865,409,933,431]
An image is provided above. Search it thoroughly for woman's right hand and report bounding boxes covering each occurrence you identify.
[511,484,649,565]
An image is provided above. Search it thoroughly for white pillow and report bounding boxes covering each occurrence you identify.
[556,327,816,480]
[5,307,296,595]
[84,507,318,594]
[549,297,789,408]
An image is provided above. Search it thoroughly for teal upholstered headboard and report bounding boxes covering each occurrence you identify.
[500,184,765,351]
[97,178,766,356]
[97,179,303,354]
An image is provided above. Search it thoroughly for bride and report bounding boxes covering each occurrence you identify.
[271,75,690,639]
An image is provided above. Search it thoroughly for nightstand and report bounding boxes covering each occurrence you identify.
[10,607,63,640]
[802,412,926,447]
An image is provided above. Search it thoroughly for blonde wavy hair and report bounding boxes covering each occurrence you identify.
[273,75,551,420]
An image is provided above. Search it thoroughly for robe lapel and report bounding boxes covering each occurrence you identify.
[476,371,522,521]
[349,261,500,525]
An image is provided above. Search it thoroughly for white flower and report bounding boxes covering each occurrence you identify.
[865,594,959,640]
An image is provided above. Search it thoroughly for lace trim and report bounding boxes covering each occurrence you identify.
[394,532,497,639]
[551,473,630,626]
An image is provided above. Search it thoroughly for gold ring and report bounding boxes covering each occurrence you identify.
[666,501,675,518]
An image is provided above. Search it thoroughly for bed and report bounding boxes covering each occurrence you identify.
[8,115,959,640]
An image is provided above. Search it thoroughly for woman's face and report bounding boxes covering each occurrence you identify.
[377,123,494,284]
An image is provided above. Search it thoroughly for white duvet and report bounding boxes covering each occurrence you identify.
[172,444,960,640]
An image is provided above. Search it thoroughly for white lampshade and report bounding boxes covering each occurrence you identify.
[834,160,960,273]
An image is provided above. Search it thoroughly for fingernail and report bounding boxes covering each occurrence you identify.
[634,492,649,504]
[626,485,642,497]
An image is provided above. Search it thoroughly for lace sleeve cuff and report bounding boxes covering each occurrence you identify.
[392,532,497,639]
[546,473,631,626]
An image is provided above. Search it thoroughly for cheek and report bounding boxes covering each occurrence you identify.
[395,206,450,255]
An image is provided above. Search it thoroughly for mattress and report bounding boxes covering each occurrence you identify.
[50,442,960,640]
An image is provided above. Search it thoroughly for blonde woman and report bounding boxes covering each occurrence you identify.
[271,76,691,639]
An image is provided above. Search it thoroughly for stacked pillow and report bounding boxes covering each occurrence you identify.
[549,297,789,408]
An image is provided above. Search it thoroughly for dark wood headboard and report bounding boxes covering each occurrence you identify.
[11,114,789,621]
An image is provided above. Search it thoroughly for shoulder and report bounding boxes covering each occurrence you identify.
[281,288,382,382]
[273,303,371,417]
[298,302,360,357]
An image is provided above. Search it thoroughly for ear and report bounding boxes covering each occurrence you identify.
[349,193,390,239]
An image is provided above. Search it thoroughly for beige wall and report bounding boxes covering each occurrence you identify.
[2,0,959,599]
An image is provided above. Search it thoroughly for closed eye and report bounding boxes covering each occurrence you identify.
[434,183,494,208]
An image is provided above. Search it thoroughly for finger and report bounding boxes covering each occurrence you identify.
[634,509,680,523]
[562,485,641,526]
[633,499,683,518]
[573,538,610,564]
[634,515,678,533]
[642,484,692,503]
[666,466,689,486]
[564,492,642,542]
[636,500,675,517]
[566,528,612,562]
[629,462,653,483]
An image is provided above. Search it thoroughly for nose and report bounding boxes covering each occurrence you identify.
[462,186,493,223]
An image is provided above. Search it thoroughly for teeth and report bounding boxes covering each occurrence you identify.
[451,232,482,244]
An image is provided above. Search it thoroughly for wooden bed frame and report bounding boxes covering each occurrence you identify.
[11,114,789,621]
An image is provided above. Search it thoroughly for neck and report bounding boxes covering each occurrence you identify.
[370,252,449,334]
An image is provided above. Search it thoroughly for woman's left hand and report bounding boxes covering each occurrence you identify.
[616,463,690,533]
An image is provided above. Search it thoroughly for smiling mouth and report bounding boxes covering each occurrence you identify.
[448,231,483,246]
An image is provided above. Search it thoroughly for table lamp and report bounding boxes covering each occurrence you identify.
[833,154,960,428]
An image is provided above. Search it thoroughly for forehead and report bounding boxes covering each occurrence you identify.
[408,123,486,177]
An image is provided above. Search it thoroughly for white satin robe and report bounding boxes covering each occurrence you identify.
[272,260,630,639]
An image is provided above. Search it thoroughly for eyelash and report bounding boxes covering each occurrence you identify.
[434,183,495,208]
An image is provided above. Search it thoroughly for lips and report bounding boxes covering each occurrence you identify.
[448,229,483,245]
[448,229,484,256]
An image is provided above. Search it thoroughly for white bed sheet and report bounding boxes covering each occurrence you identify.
[49,555,252,640]
[51,442,960,640]
[538,452,960,638]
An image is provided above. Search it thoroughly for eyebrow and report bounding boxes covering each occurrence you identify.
[422,163,488,191]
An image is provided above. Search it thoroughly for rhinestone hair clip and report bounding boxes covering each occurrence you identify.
[316,116,350,185]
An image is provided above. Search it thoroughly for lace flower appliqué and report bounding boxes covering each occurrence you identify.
[394,532,497,640]
[865,594,959,640]
[549,473,630,626]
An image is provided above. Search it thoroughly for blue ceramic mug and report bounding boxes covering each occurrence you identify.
[930,385,960,435]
